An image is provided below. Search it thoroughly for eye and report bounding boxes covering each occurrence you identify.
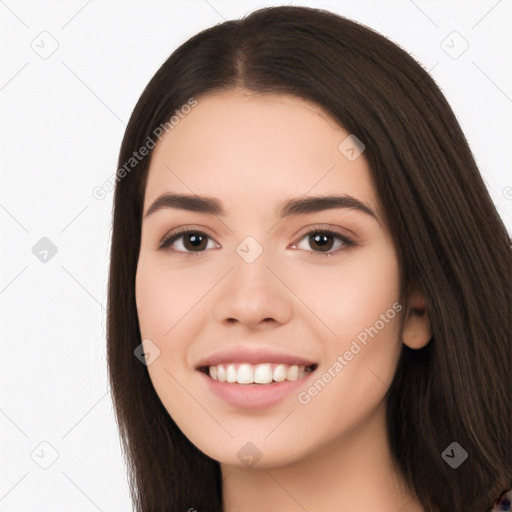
[158,226,356,257]
[158,228,220,255]
[291,228,356,257]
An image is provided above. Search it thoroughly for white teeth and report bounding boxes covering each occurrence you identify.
[273,364,287,382]
[206,362,313,384]
[226,364,237,383]
[287,365,299,381]
[236,363,254,384]
[253,364,273,384]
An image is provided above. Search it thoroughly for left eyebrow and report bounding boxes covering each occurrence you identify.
[276,194,378,222]
[143,193,378,222]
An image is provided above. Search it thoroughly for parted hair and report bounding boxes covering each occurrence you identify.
[107,6,512,511]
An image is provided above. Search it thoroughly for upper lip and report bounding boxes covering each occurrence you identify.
[195,346,317,369]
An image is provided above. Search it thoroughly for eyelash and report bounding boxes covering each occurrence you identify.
[158,226,357,258]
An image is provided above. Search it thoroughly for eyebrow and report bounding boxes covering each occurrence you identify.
[143,193,378,222]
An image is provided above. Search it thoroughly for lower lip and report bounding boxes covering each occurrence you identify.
[198,370,315,410]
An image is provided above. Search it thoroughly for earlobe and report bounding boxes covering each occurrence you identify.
[402,289,432,349]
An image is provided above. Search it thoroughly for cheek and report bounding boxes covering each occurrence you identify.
[294,243,401,343]
[135,260,202,416]
[135,257,216,388]
[342,256,401,341]
[135,257,205,340]
[295,247,403,427]
[294,243,402,398]
[135,262,169,339]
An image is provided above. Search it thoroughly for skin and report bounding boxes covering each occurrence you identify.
[135,89,431,511]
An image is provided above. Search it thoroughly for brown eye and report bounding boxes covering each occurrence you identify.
[292,229,356,257]
[181,232,208,251]
[159,230,219,254]
[308,232,335,252]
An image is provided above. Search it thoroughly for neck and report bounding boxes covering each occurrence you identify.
[220,401,423,512]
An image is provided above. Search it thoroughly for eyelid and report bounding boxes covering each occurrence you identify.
[291,223,356,244]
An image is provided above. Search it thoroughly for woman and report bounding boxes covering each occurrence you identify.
[107,6,511,511]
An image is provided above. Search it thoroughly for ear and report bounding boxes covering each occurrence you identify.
[402,288,432,349]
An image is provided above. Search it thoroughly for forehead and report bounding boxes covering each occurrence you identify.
[144,90,378,217]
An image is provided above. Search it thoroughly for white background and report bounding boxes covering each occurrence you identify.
[0,0,511,510]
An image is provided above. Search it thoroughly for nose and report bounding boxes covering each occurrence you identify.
[212,250,293,330]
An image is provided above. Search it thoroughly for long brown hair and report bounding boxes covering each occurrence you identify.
[106,6,511,511]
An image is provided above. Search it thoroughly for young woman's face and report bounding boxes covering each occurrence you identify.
[135,89,403,469]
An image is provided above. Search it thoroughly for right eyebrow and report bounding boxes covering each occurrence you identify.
[144,193,224,218]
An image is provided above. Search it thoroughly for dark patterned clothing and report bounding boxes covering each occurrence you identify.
[491,490,511,511]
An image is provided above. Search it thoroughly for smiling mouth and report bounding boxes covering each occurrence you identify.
[198,363,318,385]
